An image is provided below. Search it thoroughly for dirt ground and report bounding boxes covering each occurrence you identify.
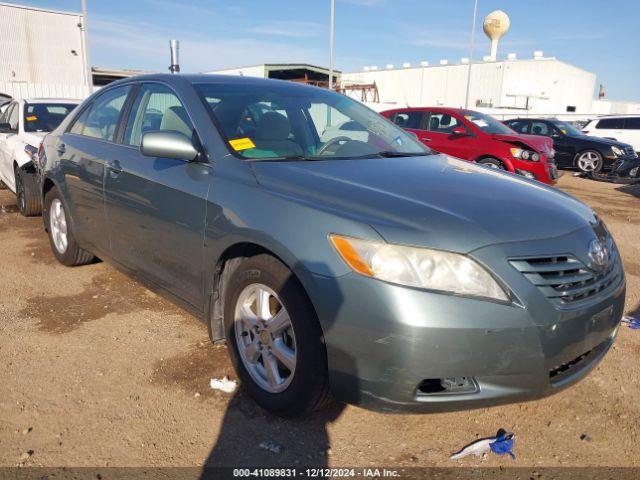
[0,174,639,471]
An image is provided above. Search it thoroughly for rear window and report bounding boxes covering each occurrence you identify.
[24,103,77,133]
[596,118,624,129]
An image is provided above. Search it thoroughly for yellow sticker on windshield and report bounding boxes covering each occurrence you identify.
[229,137,256,151]
[26,115,37,121]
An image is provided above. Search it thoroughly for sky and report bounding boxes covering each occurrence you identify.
[21,0,640,101]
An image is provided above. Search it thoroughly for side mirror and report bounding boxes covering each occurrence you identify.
[0,122,14,132]
[141,131,199,161]
[451,126,467,136]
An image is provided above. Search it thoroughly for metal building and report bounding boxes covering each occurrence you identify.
[341,53,597,116]
[0,2,91,100]
[205,63,341,87]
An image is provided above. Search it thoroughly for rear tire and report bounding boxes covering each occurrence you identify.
[223,254,331,416]
[477,157,505,170]
[44,186,95,266]
[15,164,42,217]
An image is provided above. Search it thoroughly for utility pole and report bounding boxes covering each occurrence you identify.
[464,0,478,109]
[328,0,335,90]
[81,0,92,89]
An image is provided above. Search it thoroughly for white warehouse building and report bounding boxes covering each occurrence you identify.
[341,54,598,115]
[0,2,91,100]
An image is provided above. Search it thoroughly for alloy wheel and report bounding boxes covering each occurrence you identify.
[49,198,68,254]
[234,283,297,393]
[577,151,601,172]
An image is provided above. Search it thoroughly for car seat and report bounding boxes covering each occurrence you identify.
[254,111,303,157]
[429,116,440,131]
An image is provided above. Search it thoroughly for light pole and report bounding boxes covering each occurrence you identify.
[464,0,478,109]
[81,0,92,89]
[328,0,335,89]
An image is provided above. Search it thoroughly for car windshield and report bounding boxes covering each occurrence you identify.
[24,103,77,133]
[195,82,430,160]
[462,111,514,135]
[550,120,583,137]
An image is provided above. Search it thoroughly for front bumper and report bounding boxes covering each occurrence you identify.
[307,227,625,412]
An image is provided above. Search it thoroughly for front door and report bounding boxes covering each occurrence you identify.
[531,120,573,168]
[0,103,19,190]
[104,82,210,308]
[425,112,475,160]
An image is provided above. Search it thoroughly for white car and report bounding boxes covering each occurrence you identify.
[0,98,79,216]
[582,115,640,153]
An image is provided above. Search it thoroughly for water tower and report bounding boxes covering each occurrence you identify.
[483,10,510,60]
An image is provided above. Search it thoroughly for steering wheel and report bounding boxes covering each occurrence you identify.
[317,136,353,156]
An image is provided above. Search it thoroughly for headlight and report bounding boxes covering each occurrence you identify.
[329,234,509,302]
[611,146,624,157]
[510,147,540,162]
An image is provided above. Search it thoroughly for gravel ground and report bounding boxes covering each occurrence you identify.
[0,174,638,470]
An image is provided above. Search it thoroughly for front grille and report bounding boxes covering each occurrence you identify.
[549,338,611,385]
[509,238,620,306]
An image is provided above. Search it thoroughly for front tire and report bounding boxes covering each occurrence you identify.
[576,150,603,173]
[44,187,95,266]
[15,165,41,217]
[223,254,331,416]
[477,157,506,169]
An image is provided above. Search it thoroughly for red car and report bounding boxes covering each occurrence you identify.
[381,107,558,185]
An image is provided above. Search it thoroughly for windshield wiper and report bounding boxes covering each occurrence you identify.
[375,151,430,157]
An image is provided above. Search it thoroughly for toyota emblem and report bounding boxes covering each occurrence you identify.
[588,239,607,269]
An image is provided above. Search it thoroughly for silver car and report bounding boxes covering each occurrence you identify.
[39,74,625,416]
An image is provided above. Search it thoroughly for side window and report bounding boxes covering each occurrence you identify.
[507,120,529,134]
[530,121,551,136]
[8,103,19,131]
[623,117,640,130]
[596,118,624,129]
[0,103,15,129]
[391,111,424,130]
[427,113,461,133]
[69,85,131,141]
[124,83,194,146]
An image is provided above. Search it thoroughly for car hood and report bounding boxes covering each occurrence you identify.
[21,131,46,148]
[493,133,553,154]
[251,154,596,253]
[573,134,631,149]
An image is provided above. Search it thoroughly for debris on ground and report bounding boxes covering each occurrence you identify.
[580,434,593,442]
[621,315,640,330]
[450,429,516,460]
[209,376,237,393]
[21,427,32,435]
[19,450,34,461]
[259,440,282,454]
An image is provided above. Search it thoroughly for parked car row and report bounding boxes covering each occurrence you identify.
[0,76,627,417]
[381,107,558,184]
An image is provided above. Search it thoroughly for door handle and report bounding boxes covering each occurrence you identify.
[56,143,66,155]
[420,137,432,142]
[106,159,123,178]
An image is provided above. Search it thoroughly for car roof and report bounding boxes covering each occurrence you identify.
[21,98,82,104]
[105,72,331,94]
[590,114,640,119]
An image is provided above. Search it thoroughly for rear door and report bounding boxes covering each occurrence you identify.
[621,117,640,152]
[57,85,133,254]
[593,117,624,141]
[104,82,210,308]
